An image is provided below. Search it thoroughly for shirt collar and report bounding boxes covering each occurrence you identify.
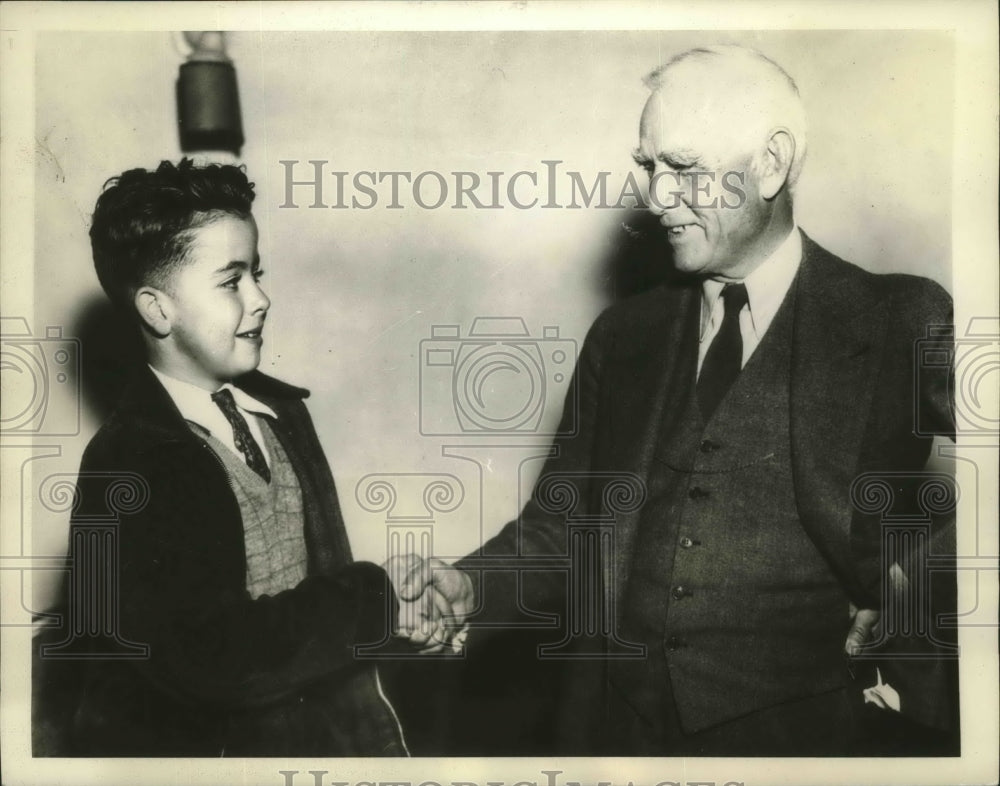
[700,226,802,340]
[149,365,278,429]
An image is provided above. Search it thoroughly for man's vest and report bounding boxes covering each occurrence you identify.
[611,280,851,733]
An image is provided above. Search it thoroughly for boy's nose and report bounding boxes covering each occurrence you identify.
[249,283,270,313]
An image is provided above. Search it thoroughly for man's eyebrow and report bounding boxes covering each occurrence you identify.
[631,148,703,169]
[659,152,701,168]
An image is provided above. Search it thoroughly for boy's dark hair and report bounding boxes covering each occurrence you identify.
[90,158,256,311]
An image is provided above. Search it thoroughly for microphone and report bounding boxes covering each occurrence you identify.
[176,32,244,156]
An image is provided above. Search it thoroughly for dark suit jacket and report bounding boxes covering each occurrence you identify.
[463,233,956,748]
[36,366,404,756]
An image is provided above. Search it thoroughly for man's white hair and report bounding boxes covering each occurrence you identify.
[644,45,808,188]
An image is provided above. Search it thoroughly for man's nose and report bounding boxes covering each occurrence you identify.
[647,169,688,216]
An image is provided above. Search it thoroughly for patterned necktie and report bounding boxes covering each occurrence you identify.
[697,282,749,420]
[211,388,271,483]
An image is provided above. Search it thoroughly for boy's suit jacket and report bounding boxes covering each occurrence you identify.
[466,233,956,750]
[40,367,405,756]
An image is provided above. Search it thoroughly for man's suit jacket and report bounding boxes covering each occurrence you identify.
[465,233,956,747]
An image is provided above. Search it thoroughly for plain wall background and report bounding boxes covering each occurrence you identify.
[29,29,953,609]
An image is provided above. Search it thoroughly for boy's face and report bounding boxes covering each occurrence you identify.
[160,214,270,390]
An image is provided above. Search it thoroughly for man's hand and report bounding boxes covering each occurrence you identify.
[383,553,474,653]
[844,604,881,657]
[844,564,908,656]
[845,606,904,713]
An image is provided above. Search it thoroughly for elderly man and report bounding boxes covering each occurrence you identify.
[394,45,956,756]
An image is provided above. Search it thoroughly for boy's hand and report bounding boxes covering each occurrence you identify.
[397,590,466,654]
[383,553,474,653]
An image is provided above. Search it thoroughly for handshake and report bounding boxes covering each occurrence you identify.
[383,553,476,653]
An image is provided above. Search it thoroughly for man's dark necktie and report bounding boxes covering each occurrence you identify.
[697,282,749,420]
[211,388,271,483]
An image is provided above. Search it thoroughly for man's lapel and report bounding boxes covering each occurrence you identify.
[606,284,701,600]
[789,234,889,595]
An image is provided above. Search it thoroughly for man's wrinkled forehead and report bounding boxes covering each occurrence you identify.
[639,86,736,164]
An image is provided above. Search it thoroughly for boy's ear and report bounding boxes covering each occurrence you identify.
[134,287,171,337]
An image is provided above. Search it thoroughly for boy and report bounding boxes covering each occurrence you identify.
[55,159,413,756]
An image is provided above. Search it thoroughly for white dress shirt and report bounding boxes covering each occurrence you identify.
[697,226,803,376]
[149,365,277,468]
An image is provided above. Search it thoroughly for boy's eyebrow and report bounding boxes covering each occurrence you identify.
[213,255,261,275]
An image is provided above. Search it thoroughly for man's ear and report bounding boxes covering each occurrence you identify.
[758,127,795,200]
[134,286,171,337]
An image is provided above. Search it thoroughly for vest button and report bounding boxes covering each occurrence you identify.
[679,536,694,549]
[688,486,709,499]
[666,635,685,652]
[700,439,721,453]
[671,585,689,600]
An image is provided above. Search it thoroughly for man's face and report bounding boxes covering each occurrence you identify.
[636,86,770,280]
[160,214,270,390]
